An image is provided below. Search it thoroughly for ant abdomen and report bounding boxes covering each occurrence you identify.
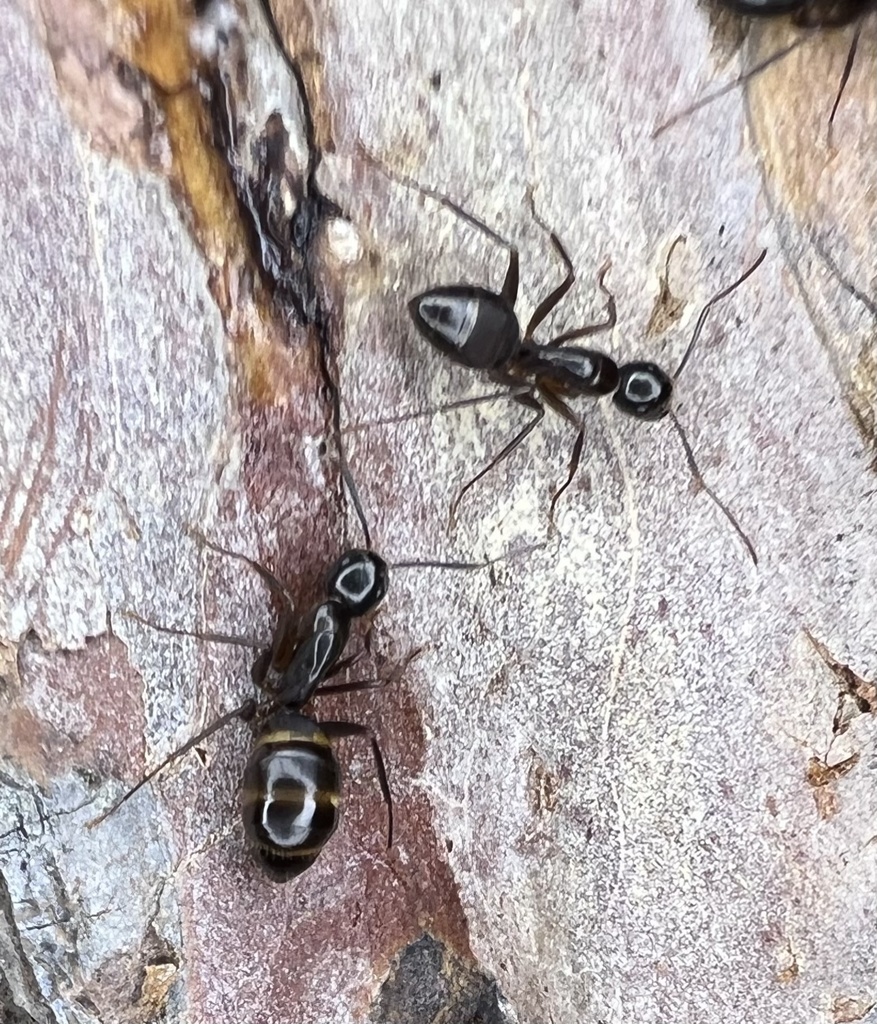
[613,362,674,420]
[408,287,521,370]
[516,343,619,397]
[242,710,341,881]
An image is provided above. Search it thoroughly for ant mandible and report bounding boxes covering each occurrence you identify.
[654,0,874,141]
[405,185,765,563]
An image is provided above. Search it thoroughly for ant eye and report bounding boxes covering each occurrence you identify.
[613,362,673,420]
[326,550,388,615]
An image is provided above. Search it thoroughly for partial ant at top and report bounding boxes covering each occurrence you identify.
[717,0,870,27]
[654,0,874,141]
[396,174,764,564]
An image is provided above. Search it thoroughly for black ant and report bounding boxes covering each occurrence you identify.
[654,0,874,141]
[87,532,531,881]
[400,182,765,563]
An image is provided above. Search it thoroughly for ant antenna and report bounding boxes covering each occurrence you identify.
[391,541,544,572]
[652,39,803,138]
[187,528,296,612]
[656,247,766,564]
[667,412,758,565]
[673,248,767,381]
[86,699,258,828]
[338,444,373,551]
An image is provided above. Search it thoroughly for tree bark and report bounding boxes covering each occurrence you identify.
[1,0,875,1022]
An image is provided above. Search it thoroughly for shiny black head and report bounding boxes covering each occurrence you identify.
[613,362,673,420]
[327,549,388,616]
[408,286,521,370]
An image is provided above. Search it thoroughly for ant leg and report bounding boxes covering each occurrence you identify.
[522,187,575,340]
[86,699,257,828]
[448,392,546,531]
[548,261,616,346]
[549,427,585,530]
[355,142,515,265]
[502,247,520,306]
[187,527,295,614]
[315,678,385,696]
[342,389,529,436]
[321,721,394,848]
[667,413,758,566]
[120,611,268,651]
[315,646,424,696]
[536,384,586,529]
[324,650,365,679]
[251,609,300,692]
[523,234,575,341]
[651,40,802,139]
[827,21,862,143]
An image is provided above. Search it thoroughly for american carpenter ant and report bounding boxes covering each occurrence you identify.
[87,532,531,879]
[406,190,765,563]
[87,538,395,880]
[654,0,874,139]
[717,0,869,24]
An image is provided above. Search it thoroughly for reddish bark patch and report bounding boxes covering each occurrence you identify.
[7,633,146,786]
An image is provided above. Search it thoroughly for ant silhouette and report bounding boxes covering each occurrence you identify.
[654,0,874,142]
[364,161,764,562]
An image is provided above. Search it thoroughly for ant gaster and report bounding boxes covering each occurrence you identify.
[406,191,765,563]
[654,0,873,140]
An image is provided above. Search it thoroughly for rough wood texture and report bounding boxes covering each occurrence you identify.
[1,0,876,1022]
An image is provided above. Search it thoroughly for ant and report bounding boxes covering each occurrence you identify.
[87,537,395,880]
[87,533,530,881]
[403,183,765,563]
[654,0,874,141]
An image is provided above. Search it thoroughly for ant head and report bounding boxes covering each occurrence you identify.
[326,549,388,616]
[613,362,673,420]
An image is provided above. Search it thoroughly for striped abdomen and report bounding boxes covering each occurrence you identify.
[241,711,341,881]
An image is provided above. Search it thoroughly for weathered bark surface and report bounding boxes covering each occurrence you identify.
[1,0,876,1022]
